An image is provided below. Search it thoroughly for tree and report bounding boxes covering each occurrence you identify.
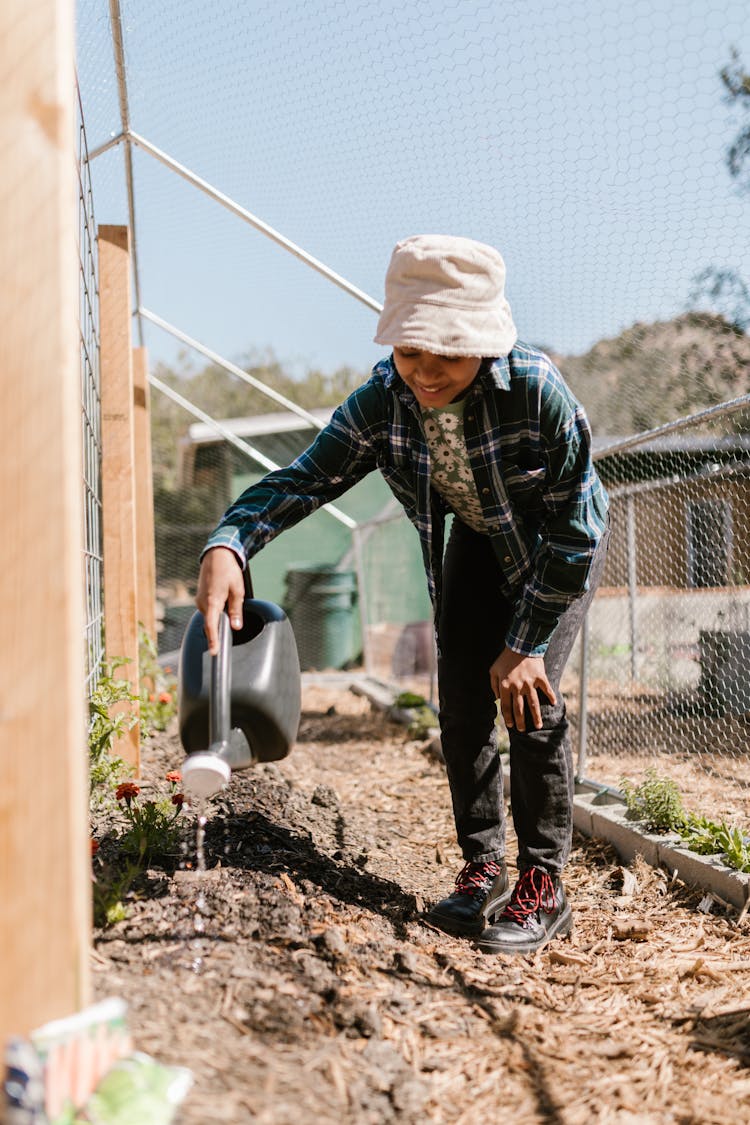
[149,347,367,489]
[721,49,750,191]
[689,51,750,330]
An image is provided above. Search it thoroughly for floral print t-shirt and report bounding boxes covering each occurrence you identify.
[421,400,488,534]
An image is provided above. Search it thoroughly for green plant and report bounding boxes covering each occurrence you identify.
[620,768,685,833]
[619,769,750,874]
[395,690,427,708]
[407,706,437,739]
[88,659,138,793]
[681,813,750,871]
[138,626,178,736]
[91,854,141,927]
[114,778,185,866]
[91,773,186,926]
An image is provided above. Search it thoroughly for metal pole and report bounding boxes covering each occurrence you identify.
[148,374,358,530]
[108,0,144,345]
[88,131,125,161]
[427,607,437,709]
[576,612,590,778]
[128,131,383,315]
[593,391,750,462]
[139,308,330,431]
[351,526,373,676]
[627,495,638,682]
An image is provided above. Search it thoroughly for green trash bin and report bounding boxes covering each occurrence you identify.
[283,565,358,671]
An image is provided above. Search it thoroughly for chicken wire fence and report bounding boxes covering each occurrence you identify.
[74,0,750,807]
[569,394,750,820]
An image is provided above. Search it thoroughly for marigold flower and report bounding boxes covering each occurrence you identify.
[165,770,182,784]
[115,781,140,803]
[171,792,185,809]
[90,839,100,856]
[164,666,173,674]
[158,691,173,704]
[148,693,156,702]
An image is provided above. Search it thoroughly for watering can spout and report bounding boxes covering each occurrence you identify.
[181,750,232,799]
[181,727,256,799]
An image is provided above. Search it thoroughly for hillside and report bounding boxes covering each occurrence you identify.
[551,312,750,437]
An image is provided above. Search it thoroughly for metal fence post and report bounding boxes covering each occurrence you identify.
[627,494,638,682]
[352,525,373,676]
[576,612,591,779]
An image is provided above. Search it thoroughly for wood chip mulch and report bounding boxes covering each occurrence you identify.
[91,686,750,1124]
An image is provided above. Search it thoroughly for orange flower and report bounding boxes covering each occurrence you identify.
[115,781,140,803]
[90,839,100,856]
[171,793,185,809]
[164,666,172,674]
[148,692,156,702]
[165,770,182,784]
[158,691,173,705]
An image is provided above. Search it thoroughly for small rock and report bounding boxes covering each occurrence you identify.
[394,949,417,975]
[311,784,340,809]
[315,927,347,958]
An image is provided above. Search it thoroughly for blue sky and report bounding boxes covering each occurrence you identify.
[77,0,750,379]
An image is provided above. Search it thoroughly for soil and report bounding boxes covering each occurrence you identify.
[92,685,750,1124]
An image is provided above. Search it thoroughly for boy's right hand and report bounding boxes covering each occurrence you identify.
[195,547,246,655]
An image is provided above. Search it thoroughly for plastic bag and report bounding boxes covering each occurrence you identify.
[75,1053,192,1125]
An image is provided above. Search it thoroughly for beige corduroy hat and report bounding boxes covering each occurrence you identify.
[374,234,517,358]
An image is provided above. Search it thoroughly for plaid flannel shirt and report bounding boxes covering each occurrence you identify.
[204,342,609,656]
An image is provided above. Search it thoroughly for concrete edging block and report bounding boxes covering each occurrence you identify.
[657,841,750,910]
[588,803,667,866]
[577,792,750,909]
[572,791,597,837]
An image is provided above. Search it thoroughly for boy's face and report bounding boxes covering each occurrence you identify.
[392,348,482,408]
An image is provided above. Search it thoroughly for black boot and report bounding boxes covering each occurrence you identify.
[427,860,510,936]
[476,866,571,955]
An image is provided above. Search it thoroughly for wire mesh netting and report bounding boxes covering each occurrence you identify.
[77,79,104,694]
[75,0,750,810]
[567,396,750,820]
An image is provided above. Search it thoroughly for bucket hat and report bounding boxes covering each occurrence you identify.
[374,234,517,357]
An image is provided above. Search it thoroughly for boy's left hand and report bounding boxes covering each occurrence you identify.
[490,648,556,732]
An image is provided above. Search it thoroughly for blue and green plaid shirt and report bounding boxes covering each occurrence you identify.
[204,342,609,656]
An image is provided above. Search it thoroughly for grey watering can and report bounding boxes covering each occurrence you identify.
[177,570,301,797]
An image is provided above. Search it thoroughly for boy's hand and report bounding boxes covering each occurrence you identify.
[196,547,245,655]
[490,647,556,732]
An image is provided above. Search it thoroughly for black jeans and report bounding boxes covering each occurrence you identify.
[437,520,609,876]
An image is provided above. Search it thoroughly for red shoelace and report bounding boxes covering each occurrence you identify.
[454,860,502,898]
[501,867,556,924]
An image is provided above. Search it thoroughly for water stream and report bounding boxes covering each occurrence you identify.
[185,800,210,973]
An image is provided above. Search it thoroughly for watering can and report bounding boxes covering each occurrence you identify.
[177,569,301,798]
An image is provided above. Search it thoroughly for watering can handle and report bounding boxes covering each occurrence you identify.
[210,611,232,746]
[243,565,254,599]
[208,567,252,746]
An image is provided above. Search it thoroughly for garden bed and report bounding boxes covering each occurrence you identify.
[91,685,750,1123]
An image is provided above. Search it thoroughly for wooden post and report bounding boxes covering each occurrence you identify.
[133,347,157,645]
[99,225,140,767]
[0,0,91,1040]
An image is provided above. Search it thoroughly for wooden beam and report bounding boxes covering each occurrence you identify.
[0,0,90,1040]
[133,347,156,645]
[99,225,140,767]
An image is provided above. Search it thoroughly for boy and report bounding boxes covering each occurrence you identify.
[196,234,609,955]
